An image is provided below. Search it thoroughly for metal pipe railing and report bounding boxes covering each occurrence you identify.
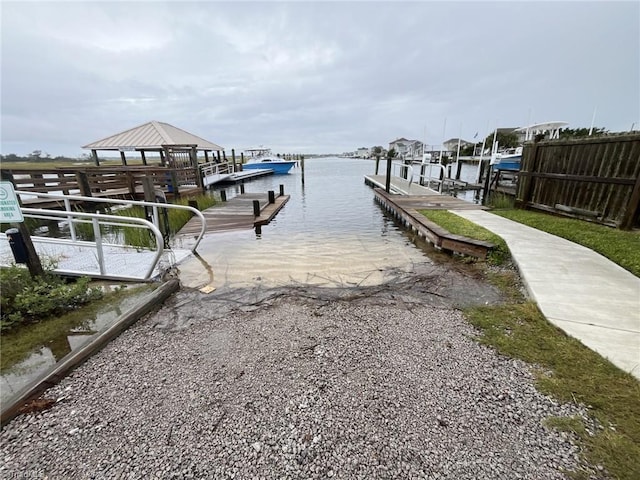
[16,191,206,252]
[20,208,165,281]
[414,163,446,193]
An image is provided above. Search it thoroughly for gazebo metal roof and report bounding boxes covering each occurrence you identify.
[82,121,224,151]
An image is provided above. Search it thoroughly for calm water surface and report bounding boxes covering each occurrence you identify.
[177,157,476,290]
[2,158,482,404]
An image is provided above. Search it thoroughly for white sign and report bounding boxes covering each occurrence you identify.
[0,181,24,223]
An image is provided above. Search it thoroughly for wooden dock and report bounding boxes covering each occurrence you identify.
[369,182,494,259]
[177,192,290,237]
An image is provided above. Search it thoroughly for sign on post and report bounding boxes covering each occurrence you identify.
[0,181,24,223]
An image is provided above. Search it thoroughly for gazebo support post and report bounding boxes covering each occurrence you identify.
[141,150,147,166]
[91,149,100,167]
[120,151,128,166]
[190,146,203,190]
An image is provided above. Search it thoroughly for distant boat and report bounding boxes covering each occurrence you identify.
[490,121,569,171]
[242,148,296,174]
[490,146,522,171]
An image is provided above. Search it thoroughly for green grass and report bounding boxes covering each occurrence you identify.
[0,264,103,331]
[1,284,154,372]
[419,209,510,265]
[466,301,640,480]
[486,192,515,209]
[419,207,640,479]
[494,209,640,277]
[91,194,217,248]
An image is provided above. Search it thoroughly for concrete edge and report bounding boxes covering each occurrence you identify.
[0,278,181,428]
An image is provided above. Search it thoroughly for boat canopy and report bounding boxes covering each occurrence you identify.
[516,121,569,141]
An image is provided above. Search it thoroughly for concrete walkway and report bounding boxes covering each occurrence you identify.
[451,210,640,380]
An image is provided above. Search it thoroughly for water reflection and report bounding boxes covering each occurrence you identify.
[1,287,152,404]
[177,157,458,290]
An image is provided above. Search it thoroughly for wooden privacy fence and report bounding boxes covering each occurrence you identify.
[516,133,640,229]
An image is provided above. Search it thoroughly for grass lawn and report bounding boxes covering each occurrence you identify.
[419,209,510,265]
[419,207,640,479]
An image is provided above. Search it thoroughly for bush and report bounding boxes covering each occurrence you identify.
[0,265,103,331]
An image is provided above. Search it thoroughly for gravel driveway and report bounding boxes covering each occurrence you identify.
[1,269,588,479]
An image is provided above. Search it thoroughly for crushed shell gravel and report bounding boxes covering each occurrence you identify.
[1,288,592,479]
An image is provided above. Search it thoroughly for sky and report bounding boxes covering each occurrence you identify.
[1,0,639,157]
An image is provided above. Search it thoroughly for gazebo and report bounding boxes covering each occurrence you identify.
[82,120,224,168]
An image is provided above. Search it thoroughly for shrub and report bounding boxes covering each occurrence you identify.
[0,265,103,331]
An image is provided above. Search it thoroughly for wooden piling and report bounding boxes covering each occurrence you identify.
[385,157,392,192]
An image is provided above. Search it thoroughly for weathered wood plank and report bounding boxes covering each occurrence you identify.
[373,188,494,259]
[176,193,290,237]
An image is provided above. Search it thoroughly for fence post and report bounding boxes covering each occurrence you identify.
[620,173,640,229]
[76,171,93,197]
[517,142,540,208]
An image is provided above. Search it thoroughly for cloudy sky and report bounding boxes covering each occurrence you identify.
[1,1,638,157]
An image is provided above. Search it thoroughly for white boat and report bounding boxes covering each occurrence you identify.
[490,121,569,171]
[243,148,296,174]
[490,146,523,171]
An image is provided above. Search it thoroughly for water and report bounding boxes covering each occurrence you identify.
[0,286,153,404]
[177,157,479,290]
[1,158,488,405]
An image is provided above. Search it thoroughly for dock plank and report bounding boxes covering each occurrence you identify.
[372,187,494,259]
[177,193,290,236]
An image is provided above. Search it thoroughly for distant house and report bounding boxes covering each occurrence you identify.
[389,138,423,160]
[356,147,370,158]
[389,137,410,156]
[405,140,424,160]
[443,138,474,153]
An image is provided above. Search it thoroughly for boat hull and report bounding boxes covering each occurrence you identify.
[242,161,295,174]
[492,154,521,171]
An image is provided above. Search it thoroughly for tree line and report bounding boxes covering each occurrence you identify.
[1,151,88,163]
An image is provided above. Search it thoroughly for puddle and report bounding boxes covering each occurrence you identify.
[0,285,154,404]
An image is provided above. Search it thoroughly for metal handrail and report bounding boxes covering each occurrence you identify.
[413,163,446,193]
[200,161,234,177]
[15,190,207,252]
[390,161,415,189]
[20,208,164,281]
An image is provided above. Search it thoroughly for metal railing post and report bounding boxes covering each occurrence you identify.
[92,217,106,275]
[63,197,76,241]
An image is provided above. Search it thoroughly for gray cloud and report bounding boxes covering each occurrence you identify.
[2,1,638,156]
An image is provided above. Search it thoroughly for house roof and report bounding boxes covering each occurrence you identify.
[443,138,473,146]
[82,121,224,151]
